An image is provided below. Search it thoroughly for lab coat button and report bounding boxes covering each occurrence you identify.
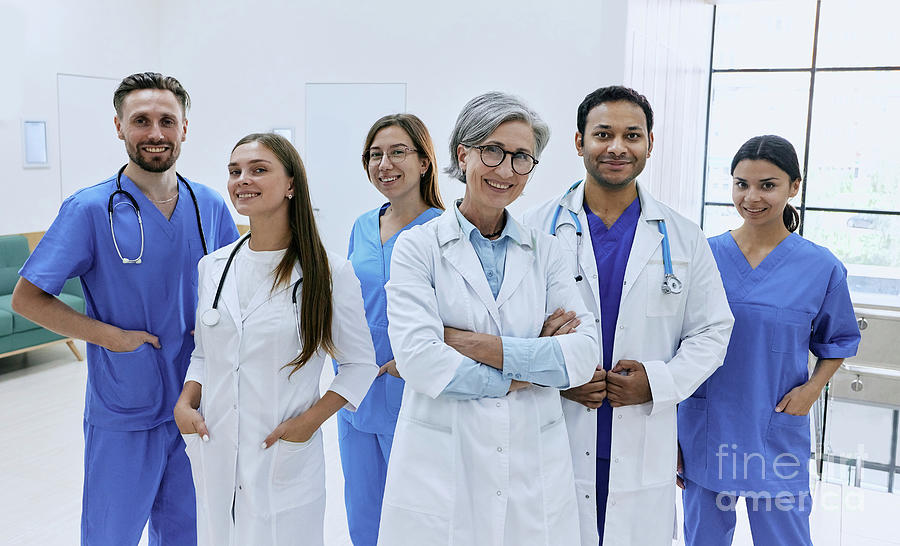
[497,447,503,453]
[614,457,619,463]
[619,325,624,330]
[592,274,598,279]
[585,451,590,456]
[233,404,237,409]
[496,490,502,496]
[617,414,622,419]
[611,499,616,506]
[585,494,590,499]
[595,318,600,323]
[496,402,502,407]
[586,408,592,412]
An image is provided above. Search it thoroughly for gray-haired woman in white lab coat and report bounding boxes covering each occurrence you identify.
[378,92,600,545]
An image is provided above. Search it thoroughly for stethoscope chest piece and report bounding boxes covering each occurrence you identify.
[661,274,683,295]
[201,308,221,327]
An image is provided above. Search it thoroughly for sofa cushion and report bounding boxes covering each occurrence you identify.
[0,295,40,333]
[0,235,30,294]
[0,308,12,337]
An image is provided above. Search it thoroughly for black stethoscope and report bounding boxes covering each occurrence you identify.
[200,234,304,344]
[108,165,208,264]
[549,180,683,295]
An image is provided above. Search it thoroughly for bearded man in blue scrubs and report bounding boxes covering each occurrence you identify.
[12,72,238,545]
[523,86,733,545]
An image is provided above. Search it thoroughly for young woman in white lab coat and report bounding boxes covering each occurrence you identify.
[173,133,377,546]
[377,92,600,546]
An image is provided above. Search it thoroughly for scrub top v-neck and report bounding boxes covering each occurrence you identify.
[679,231,860,495]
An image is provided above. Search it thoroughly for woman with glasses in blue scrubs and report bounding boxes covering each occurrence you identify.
[337,114,444,546]
[678,135,861,545]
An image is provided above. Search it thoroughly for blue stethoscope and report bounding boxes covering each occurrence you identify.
[549,181,683,295]
[108,165,208,264]
[200,234,304,345]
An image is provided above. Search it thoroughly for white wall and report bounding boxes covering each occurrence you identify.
[155,0,634,254]
[624,0,715,221]
[2,0,714,245]
[0,0,161,234]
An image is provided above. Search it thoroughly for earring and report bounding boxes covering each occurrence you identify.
[287,194,293,200]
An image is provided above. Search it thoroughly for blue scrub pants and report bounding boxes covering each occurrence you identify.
[82,420,196,546]
[337,412,393,546]
[596,457,610,545]
[682,479,812,546]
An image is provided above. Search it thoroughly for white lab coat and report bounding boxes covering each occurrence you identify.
[522,182,734,546]
[182,239,377,546]
[378,208,600,546]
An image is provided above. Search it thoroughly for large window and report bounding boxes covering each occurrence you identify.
[701,0,900,309]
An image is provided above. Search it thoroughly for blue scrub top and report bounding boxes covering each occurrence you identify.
[584,197,641,459]
[679,232,860,495]
[19,173,238,431]
[337,204,441,434]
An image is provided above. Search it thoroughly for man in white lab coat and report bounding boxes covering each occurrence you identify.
[522,86,734,545]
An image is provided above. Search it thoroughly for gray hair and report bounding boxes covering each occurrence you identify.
[445,91,550,183]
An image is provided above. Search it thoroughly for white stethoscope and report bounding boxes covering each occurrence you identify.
[549,180,683,295]
[108,165,208,264]
[200,234,304,345]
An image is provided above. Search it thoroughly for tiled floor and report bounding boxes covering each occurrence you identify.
[1,343,898,545]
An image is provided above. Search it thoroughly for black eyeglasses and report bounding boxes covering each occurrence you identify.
[467,144,538,175]
[364,146,419,165]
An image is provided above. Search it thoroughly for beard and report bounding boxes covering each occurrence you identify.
[126,141,180,173]
[584,157,644,191]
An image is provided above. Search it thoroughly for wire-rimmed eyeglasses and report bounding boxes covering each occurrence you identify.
[364,146,419,165]
[467,144,538,175]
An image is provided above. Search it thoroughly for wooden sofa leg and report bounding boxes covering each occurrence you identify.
[66,340,84,361]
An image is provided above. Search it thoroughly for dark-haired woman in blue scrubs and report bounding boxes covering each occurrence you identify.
[678,135,860,545]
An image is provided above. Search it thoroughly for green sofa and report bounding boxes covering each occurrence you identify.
[0,234,85,361]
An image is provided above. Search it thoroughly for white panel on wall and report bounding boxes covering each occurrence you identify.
[304,83,406,254]
[624,0,714,223]
[57,74,123,201]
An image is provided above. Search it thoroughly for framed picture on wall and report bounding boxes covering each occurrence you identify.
[23,120,49,168]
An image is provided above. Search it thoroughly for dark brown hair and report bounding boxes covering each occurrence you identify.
[731,135,801,232]
[232,133,335,374]
[361,114,444,209]
[113,72,191,117]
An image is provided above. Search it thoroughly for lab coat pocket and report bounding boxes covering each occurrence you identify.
[646,260,690,317]
[677,397,708,472]
[182,432,202,457]
[98,344,163,412]
[182,433,204,478]
[271,430,324,511]
[771,309,813,353]
[540,415,578,523]
[764,412,810,476]
[641,407,677,486]
[383,417,454,518]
